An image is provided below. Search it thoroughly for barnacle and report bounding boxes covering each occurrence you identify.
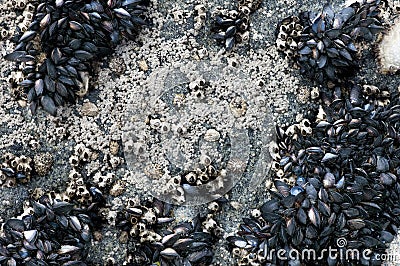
[276,0,385,84]
[4,0,149,115]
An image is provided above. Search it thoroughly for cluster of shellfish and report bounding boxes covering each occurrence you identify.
[116,198,223,265]
[229,86,400,265]
[66,144,98,205]
[0,153,33,187]
[276,0,384,84]
[226,2,400,265]
[4,0,148,115]
[0,152,53,187]
[212,0,262,50]
[0,195,92,265]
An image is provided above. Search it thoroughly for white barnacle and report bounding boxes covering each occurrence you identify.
[199,154,211,166]
[194,4,206,13]
[159,122,170,134]
[208,202,220,212]
[229,96,247,118]
[285,124,298,137]
[174,123,187,135]
[310,87,319,99]
[251,209,261,218]
[142,210,157,225]
[299,119,312,136]
[69,155,80,167]
[232,247,243,258]
[316,105,327,122]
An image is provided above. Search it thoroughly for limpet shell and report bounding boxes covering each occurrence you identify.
[81,102,99,117]
[204,129,220,142]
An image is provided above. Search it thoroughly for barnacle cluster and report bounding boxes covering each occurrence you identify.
[125,86,246,205]
[212,0,262,50]
[181,154,223,187]
[0,153,33,187]
[276,0,384,84]
[116,199,221,265]
[152,163,224,206]
[4,0,149,115]
[153,150,230,205]
[65,144,95,204]
[92,172,115,190]
[0,196,92,265]
[0,0,34,40]
[69,143,92,169]
[229,83,400,265]
[193,4,207,31]
[66,169,92,204]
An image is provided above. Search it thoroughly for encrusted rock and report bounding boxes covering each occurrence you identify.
[33,152,53,176]
[297,87,310,104]
[109,180,125,196]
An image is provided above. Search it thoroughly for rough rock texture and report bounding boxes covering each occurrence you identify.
[1,0,400,265]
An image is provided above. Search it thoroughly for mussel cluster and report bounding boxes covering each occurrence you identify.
[212,0,261,50]
[229,83,400,265]
[0,153,33,187]
[66,144,98,205]
[116,199,220,265]
[276,0,384,84]
[0,196,92,265]
[5,0,148,115]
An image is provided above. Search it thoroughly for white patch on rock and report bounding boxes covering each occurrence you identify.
[378,20,400,74]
